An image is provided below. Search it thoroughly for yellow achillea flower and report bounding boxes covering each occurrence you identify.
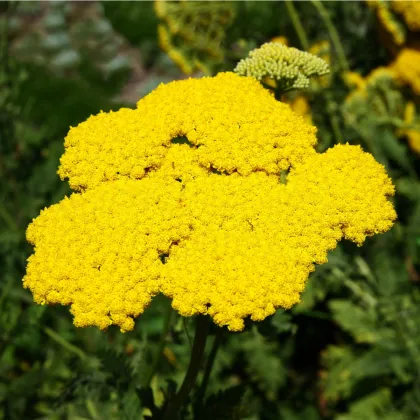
[402,101,420,154]
[367,0,406,45]
[271,36,288,46]
[344,66,397,106]
[343,71,366,90]
[58,72,317,191]
[377,4,405,45]
[309,40,331,88]
[364,66,398,89]
[24,72,396,332]
[391,0,420,32]
[158,24,193,75]
[392,48,420,96]
[289,95,312,125]
[155,0,235,75]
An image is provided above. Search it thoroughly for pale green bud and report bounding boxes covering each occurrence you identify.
[234,42,330,92]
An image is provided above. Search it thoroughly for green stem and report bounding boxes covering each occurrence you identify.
[274,88,283,101]
[310,0,349,72]
[162,316,210,420]
[285,0,310,50]
[395,317,420,377]
[194,328,223,412]
[144,300,173,387]
[183,317,193,349]
[284,0,344,145]
[85,398,100,420]
[0,205,18,231]
[325,91,344,144]
[44,327,87,361]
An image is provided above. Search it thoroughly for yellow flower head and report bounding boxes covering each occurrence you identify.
[288,95,312,125]
[344,66,398,109]
[367,0,406,45]
[392,48,420,96]
[391,0,420,32]
[271,36,288,46]
[155,0,235,75]
[24,72,396,332]
[343,71,366,90]
[309,40,331,88]
[369,0,420,46]
[401,101,420,154]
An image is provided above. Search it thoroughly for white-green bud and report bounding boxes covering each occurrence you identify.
[234,42,330,92]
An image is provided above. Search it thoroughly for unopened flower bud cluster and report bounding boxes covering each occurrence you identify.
[234,42,329,91]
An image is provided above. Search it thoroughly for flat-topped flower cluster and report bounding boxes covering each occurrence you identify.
[24,72,396,332]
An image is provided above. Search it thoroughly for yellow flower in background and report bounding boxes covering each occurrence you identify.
[391,0,420,32]
[368,0,420,48]
[344,66,397,107]
[158,24,193,75]
[343,71,366,90]
[24,72,396,332]
[378,4,405,45]
[289,95,313,125]
[309,40,332,87]
[271,36,288,46]
[364,66,397,85]
[343,66,409,144]
[367,0,406,46]
[392,48,420,96]
[402,101,420,154]
[155,0,235,75]
[343,65,420,155]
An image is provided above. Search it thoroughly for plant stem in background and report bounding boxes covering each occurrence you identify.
[194,328,223,413]
[162,316,210,420]
[0,205,18,231]
[144,300,174,387]
[183,317,193,349]
[284,1,345,144]
[311,0,350,72]
[325,90,344,144]
[284,0,310,50]
[43,327,87,361]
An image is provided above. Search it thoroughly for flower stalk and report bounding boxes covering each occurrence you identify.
[194,328,223,413]
[284,0,309,50]
[162,315,210,420]
[310,0,349,72]
[144,300,174,387]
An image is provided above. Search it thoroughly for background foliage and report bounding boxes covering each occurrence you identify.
[1,1,420,419]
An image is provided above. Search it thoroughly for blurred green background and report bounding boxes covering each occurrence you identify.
[1,1,420,419]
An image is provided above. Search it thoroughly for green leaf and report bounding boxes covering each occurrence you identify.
[395,178,420,201]
[199,385,247,420]
[406,202,420,264]
[378,129,412,171]
[337,388,403,420]
[236,328,288,397]
[97,348,133,388]
[368,232,410,297]
[329,300,378,343]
